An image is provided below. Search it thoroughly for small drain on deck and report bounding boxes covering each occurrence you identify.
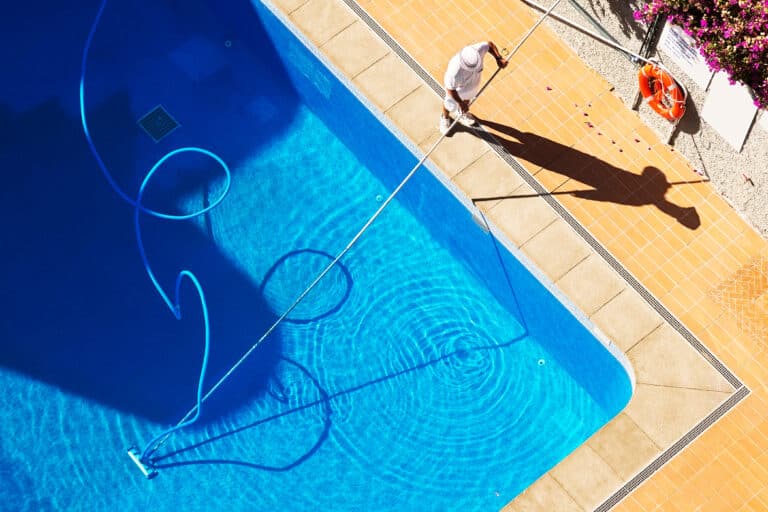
[137,105,180,142]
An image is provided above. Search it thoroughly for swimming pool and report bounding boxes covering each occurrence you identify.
[0,0,632,510]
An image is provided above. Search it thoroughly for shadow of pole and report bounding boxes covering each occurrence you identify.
[472,177,709,203]
[151,333,527,472]
[471,116,701,230]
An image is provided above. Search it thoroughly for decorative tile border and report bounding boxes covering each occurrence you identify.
[711,249,768,349]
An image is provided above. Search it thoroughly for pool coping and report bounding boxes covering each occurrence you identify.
[263,0,750,510]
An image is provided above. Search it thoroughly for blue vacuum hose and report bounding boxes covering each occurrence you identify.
[79,0,231,475]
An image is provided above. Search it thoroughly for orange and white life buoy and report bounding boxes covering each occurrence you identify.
[638,64,686,122]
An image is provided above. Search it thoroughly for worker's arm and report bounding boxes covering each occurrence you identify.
[488,41,508,69]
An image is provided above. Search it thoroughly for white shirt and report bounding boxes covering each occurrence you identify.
[443,42,490,98]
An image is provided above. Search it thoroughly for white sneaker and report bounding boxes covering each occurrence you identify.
[439,116,451,135]
[458,112,477,127]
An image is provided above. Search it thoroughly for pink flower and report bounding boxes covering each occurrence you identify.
[634,0,767,106]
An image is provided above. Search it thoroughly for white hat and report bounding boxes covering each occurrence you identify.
[459,47,480,71]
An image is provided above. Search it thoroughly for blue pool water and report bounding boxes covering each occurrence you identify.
[0,0,632,510]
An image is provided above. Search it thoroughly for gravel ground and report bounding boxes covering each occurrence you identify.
[537,0,768,238]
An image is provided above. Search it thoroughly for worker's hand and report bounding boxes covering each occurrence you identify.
[496,56,508,69]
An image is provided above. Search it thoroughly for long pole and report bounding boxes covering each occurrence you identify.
[143,0,567,463]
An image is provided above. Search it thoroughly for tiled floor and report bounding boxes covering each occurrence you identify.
[270,0,768,510]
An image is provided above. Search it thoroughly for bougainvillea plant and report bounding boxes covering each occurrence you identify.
[634,0,768,108]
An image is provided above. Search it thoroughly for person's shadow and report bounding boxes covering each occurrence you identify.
[470,117,702,230]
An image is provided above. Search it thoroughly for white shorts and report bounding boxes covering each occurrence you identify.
[443,87,479,113]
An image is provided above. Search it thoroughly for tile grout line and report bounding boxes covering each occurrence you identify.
[634,382,736,393]
[623,322,665,356]
[383,83,424,115]
[516,216,560,248]
[283,0,311,16]
[349,51,389,80]
[550,473,590,511]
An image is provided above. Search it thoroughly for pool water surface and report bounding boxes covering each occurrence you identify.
[0,0,632,510]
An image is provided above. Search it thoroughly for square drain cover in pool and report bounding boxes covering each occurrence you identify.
[137,105,179,142]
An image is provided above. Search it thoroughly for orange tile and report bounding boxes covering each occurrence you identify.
[646,269,678,296]
[699,457,736,490]
[666,484,693,507]
[689,295,727,326]
[632,479,668,511]
[700,492,737,512]
[615,494,650,512]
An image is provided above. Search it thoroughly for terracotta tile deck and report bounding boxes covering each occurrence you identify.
[270,0,768,510]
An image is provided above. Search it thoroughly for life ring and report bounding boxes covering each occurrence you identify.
[638,64,686,122]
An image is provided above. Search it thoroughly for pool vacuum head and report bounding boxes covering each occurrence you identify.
[127,447,158,479]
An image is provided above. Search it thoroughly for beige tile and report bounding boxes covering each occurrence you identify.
[321,21,390,78]
[453,151,526,210]
[556,254,627,316]
[424,129,490,179]
[386,85,442,146]
[624,383,732,447]
[587,412,663,481]
[486,187,559,247]
[521,218,592,282]
[590,288,664,353]
[549,443,625,511]
[269,0,308,14]
[290,0,356,46]
[502,474,582,512]
[629,323,735,393]
[353,52,422,112]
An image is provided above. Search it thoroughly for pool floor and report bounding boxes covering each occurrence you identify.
[0,1,636,510]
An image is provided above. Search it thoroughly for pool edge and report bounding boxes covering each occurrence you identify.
[259,1,749,510]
